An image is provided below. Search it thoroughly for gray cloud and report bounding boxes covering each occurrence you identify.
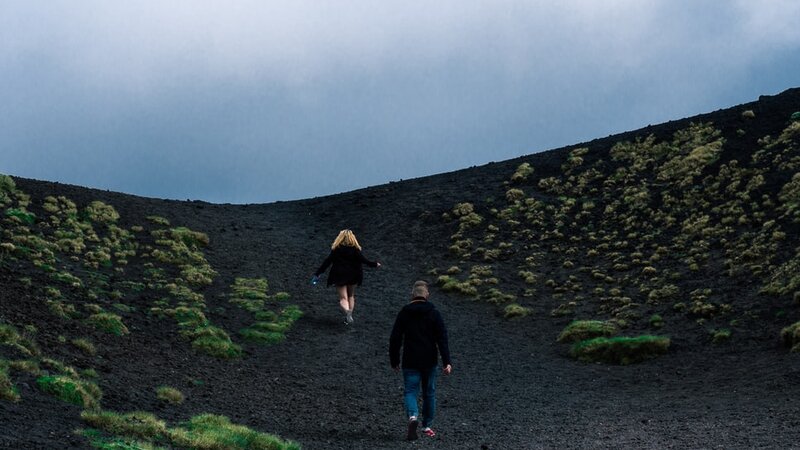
[1,1,799,203]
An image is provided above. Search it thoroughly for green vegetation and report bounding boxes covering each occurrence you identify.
[503,303,531,319]
[231,278,303,347]
[781,322,800,352]
[0,360,20,402]
[433,117,800,361]
[81,410,300,450]
[72,338,97,355]
[571,336,671,365]
[557,320,619,343]
[37,375,102,408]
[156,386,184,405]
[87,313,129,336]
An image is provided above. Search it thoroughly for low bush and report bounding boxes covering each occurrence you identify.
[37,375,102,408]
[81,410,167,440]
[0,361,20,402]
[156,386,185,405]
[82,410,300,450]
[170,414,301,450]
[781,322,800,352]
[87,313,129,336]
[712,328,731,343]
[503,304,531,319]
[71,338,97,356]
[570,335,671,365]
[557,320,619,343]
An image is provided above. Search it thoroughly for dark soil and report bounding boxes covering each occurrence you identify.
[2,88,800,449]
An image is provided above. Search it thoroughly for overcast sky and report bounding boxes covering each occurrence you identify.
[1,1,799,204]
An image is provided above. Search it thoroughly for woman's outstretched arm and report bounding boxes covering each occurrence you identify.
[315,251,334,275]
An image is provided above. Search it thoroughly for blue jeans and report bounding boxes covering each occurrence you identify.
[403,366,438,428]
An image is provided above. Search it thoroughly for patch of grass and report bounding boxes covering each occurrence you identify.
[557,320,619,343]
[81,410,167,440]
[5,208,36,225]
[0,360,20,402]
[80,428,164,450]
[240,328,285,345]
[156,386,184,405]
[82,410,299,450]
[503,304,531,319]
[711,328,731,343]
[87,313,129,336]
[85,201,120,224]
[72,338,97,356]
[37,375,102,408]
[146,215,170,226]
[781,321,800,352]
[190,331,242,359]
[170,413,300,450]
[571,335,671,365]
[0,324,39,356]
[649,314,664,329]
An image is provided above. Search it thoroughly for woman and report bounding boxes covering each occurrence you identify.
[314,229,381,325]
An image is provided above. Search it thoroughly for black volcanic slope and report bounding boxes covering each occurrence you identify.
[2,88,800,449]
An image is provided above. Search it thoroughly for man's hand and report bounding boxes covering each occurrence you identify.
[377,262,382,268]
[443,364,452,375]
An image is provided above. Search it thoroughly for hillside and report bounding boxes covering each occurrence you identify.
[1,87,800,449]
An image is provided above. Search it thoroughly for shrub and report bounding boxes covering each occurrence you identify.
[156,386,185,405]
[146,215,170,226]
[81,410,167,440]
[71,338,97,356]
[87,313,129,336]
[85,201,120,224]
[557,320,619,343]
[505,188,525,202]
[570,335,670,365]
[5,208,36,225]
[503,304,531,319]
[190,332,242,359]
[0,361,20,402]
[712,328,731,343]
[511,162,534,182]
[451,203,475,217]
[170,414,301,450]
[741,109,755,119]
[790,111,800,121]
[37,375,102,408]
[649,314,664,329]
[781,322,800,352]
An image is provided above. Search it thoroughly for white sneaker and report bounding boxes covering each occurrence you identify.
[346,312,354,324]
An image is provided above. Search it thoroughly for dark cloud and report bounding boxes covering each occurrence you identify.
[1,1,799,203]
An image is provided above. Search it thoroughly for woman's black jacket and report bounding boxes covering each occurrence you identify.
[315,245,378,287]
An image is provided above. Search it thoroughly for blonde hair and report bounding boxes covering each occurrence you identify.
[331,229,361,250]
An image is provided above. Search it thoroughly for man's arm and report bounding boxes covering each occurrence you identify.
[434,310,451,373]
[389,312,404,369]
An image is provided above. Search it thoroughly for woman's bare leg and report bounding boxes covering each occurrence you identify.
[347,285,356,313]
[336,285,349,315]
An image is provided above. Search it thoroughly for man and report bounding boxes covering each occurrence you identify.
[389,281,452,441]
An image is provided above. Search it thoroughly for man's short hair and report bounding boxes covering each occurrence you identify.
[411,281,429,299]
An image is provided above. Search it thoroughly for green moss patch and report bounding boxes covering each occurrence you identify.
[81,410,299,450]
[170,414,300,450]
[87,313,129,336]
[557,320,619,343]
[155,386,184,405]
[570,335,670,365]
[37,375,102,408]
[0,360,20,402]
[781,322,800,352]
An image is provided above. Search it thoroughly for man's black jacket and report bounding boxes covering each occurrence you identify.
[389,299,451,370]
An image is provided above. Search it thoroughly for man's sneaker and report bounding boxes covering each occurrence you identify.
[406,416,419,441]
[421,427,436,438]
